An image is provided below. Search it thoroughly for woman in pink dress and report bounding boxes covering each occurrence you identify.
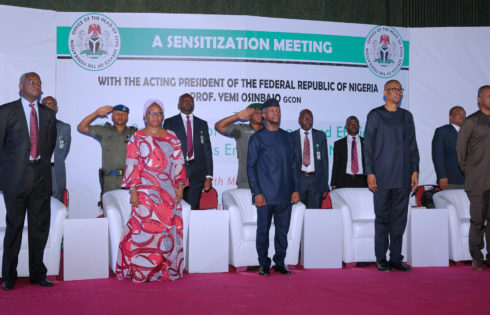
[116,99,188,282]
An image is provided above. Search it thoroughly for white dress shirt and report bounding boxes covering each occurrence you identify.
[300,128,315,172]
[21,97,40,161]
[346,134,363,175]
[451,123,460,132]
[180,112,194,161]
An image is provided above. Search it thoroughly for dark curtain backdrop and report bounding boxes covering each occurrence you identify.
[0,0,488,26]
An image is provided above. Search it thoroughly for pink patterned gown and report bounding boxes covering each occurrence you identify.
[116,129,188,282]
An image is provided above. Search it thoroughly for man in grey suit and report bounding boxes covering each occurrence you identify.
[457,85,490,271]
[41,96,71,203]
[291,109,329,209]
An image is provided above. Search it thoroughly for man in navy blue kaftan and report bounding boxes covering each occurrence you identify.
[365,80,420,272]
[247,99,301,276]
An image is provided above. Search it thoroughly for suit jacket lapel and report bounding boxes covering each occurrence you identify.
[174,115,187,155]
[193,116,199,146]
[295,131,301,164]
[312,130,319,169]
[38,104,48,157]
[14,99,30,143]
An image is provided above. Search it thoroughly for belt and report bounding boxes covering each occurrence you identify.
[349,174,366,177]
[28,160,41,166]
[301,171,315,176]
[106,169,124,176]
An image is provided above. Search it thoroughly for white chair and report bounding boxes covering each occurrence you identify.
[103,189,191,273]
[433,189,482,262]
[0,192,67,277]
[329,188,408,264]
[222,188,305,268]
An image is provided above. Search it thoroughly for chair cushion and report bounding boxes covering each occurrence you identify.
[352,219,375,238]
[330,188,375,220]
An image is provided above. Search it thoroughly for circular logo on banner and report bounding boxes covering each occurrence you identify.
[364,26,404,78]
[68,13,121,71]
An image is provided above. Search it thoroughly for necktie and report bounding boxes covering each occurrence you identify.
[351,136,358,174]
[303,131,310,167]
[29,103,40,159]
[186,115,193,158]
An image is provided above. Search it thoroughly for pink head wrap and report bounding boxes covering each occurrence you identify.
[143,99,165,122]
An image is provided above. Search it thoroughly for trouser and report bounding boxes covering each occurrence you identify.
[299,173,323,209]
[256,204,292,268]
[183,179,204,210]
[373,188,410,263]
[183,161,206,210]
[336,174,368,188]
[2,163,51,282]
[466,190,490,261]
[51,165,64,202]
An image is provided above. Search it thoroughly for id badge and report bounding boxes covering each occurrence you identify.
[316,150,321,160]
[59,140,65,150]
[200,130,204,144]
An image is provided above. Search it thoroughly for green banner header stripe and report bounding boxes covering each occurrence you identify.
[57,27,409,66]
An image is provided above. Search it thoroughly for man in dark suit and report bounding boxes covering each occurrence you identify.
[457,85,490,271]
[163,93,213,210]
[431,106,466,190]
[247,98,300,276]
[331,116,368,189]
[42,96,72,202]
[365,80,419,273]
[0,72,57,290]
[291,109,329,209]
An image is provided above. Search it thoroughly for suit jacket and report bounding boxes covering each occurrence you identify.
[456,110,490,191]
[53,119,72,192]
[292,129,329,193]
[431,124,464,185]
[0,99,56,195]
[330,136,366,188]
[163,114,213,181]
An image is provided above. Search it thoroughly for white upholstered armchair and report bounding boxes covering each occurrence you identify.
[329,188,408,264]
[0,192,67,277]
[102,189,191,273]
[222,188,305,268]
[433,189,481,262]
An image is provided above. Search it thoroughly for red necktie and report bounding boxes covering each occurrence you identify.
[351,136,358,174]
[29,103,40,159]
[186,115,193,159]
[303,131,310,167]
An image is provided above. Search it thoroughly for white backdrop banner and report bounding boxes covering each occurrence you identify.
[55,12,409,218]
[409,27,490,185]
[0,5,56,103]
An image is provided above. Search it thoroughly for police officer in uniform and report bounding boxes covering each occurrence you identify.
[78,105,137,200]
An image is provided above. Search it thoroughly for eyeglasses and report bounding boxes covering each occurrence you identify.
[385,87,405,93]
[147,111,164,117]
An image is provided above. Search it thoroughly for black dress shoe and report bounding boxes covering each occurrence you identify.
[259,266,270,276]
[390,262,412,272]
[31,278,54,287]
[274,265,292,275]
[356,262,371,267]
[376,259,391,272]
[2,280,15,291]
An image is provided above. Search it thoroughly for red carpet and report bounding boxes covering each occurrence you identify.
[0,264,488,314]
